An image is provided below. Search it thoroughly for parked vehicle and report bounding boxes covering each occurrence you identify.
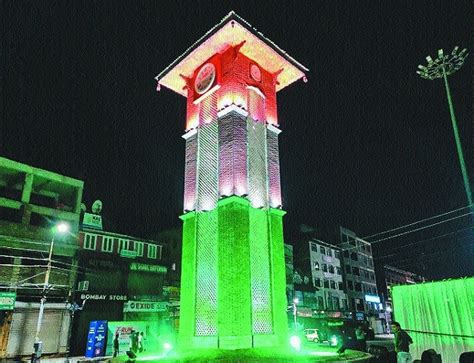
[304,328,320,342]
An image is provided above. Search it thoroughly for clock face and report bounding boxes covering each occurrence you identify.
[194,63,216,95]
[250,64,262,82]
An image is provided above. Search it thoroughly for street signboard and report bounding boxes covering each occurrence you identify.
[123,300,168,313]
[0,292,16,310]
[120,249,137,258]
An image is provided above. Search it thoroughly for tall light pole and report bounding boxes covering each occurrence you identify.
[33,222,69,359]
[416,46,472,207]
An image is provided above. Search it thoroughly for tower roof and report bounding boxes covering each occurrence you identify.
[156,11,308,97]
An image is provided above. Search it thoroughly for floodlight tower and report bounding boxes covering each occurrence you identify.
[416,47,472,207]
[156,12,307,350]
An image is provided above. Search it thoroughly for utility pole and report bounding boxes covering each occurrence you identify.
[417,47,472,208]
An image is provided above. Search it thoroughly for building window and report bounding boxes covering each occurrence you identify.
[134,241,144,256]
[345,265,351,274]
[336,267,342,275]
[351,252,358,261]
[118,239,129,253]
[347,280,353,290]
[148,244,158,259]
[314,278,321,287]
[342,299,348,310]
[343,250,349,258]
[338,282,344,290]
[330,280,337,289]
[313,262,320,270]
[311,243,318,253]
[322,263,328,272]
[333,297,339,310]
[320,246,326,255]
[324,280,329,288]
[355,283,362,292]
[101,236,113,253]
[328,265,335,274]
[353,267,360,276]
[335,251,341,259]
[84,234,97,250]
[370,272,375,281]
[318,296,324,310]
[326,249,332,257]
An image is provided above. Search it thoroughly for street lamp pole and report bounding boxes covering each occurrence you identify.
[33,222,69,359]
[417,47,472,207]
[292,298,299,332]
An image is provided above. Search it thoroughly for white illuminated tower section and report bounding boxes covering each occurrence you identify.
[156,12,307,350]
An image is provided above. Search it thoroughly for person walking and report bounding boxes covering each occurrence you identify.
[355,325,367,352]
[138,332,144,353]
[113,332,120,358]
[391,321,413,363]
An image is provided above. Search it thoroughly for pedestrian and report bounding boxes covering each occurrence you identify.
[391,321,413,363]
[113,332,120,357]
[355,325,367,352]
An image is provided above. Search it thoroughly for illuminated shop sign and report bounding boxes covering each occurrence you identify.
[130,262,167,274]
[80,294,128,301]
[364,294,381,303]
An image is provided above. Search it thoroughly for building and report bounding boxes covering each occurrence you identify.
[284,243,294,305]
[381,264,424,325]
[70,218,167,356]
[0,157,83,359]
[308,239,347,312]
[339,227,379,316]
[156,11,307,349]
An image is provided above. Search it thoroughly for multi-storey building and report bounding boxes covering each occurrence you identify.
[381,264,424,325]
[70,221,167,356]
[0,157,83,359]
[308,239,347,312]
[339,227,379,315]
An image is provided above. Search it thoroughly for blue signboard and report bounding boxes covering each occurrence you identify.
[85,320,108,358]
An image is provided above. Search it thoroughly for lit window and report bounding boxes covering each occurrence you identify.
[118,239,129,253]
[313,262,320,270]
[84,234,97,250]
[148,244,157,259]
[134,241,144,257]
[101,236,114,253]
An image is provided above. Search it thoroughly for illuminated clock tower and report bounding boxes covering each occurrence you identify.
[156,12,307,350]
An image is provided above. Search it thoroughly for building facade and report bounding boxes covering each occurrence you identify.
[339,227,379,315]
[70,226,167,356]
[0,157,83,359]
[382,264,424,325]
[308,239,347,312]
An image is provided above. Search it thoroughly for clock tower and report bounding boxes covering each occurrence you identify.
[156,12,307,350]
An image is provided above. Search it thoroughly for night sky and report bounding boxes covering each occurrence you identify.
[3,1,472,280]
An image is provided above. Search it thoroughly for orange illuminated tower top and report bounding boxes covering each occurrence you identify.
[156,11,308,129]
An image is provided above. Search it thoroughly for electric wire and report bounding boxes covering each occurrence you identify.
[374,226,474,260]
[362,204,472,239]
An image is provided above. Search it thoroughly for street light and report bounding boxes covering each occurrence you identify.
[292,298,299,332]
[416,46,472,207]
[33,221,70,359]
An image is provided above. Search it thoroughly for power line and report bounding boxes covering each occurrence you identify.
[362,205,472,239]
[374,226,473,260]
[367,212,472,245]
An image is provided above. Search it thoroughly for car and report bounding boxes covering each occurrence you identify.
[304,328,320,342]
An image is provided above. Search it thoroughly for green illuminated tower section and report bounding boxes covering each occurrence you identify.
[156,12,308,350]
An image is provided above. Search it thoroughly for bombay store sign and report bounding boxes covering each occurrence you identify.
[80,294,128,301]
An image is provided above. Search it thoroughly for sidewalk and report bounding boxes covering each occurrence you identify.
[21,356,111,363]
